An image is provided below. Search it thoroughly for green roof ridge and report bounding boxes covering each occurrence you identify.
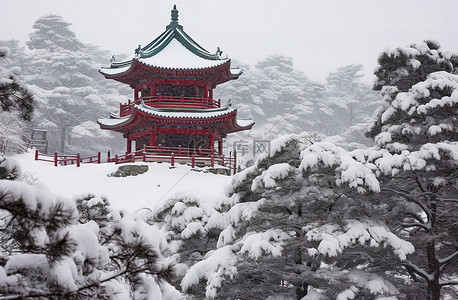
[137,5,222,61]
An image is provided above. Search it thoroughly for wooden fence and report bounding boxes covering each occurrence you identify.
[34,146,237,174]
[35,150,101,167]
[108,146,236,174]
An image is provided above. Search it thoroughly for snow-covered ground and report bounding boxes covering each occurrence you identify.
[12,151,232,214]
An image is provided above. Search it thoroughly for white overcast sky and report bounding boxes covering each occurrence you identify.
[1,0,458,83]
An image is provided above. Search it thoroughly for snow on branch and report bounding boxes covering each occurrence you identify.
[305,220,414,260]
[300,142,380,193]
[239,229,289,260]
[181,245,239,298]
[370,142,458,177]
[251,163,296,192]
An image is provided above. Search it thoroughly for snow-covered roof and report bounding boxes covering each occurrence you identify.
[98,104,254,130]
[138,39,228,69]
[100,5,233,76]
[136,103,235,119]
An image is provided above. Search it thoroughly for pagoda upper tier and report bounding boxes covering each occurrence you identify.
[99,5,242,88]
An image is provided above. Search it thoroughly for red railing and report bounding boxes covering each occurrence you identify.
[35,150,101,167]
[120,95,221,117]
[34,146,236,174]
[108,146,236,174]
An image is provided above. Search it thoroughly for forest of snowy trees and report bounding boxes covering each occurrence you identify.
[0,14,457,300]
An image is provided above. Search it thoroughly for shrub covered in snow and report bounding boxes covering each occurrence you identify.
[0,159,183,299]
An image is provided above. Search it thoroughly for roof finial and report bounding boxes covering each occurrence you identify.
[171,5,178,22]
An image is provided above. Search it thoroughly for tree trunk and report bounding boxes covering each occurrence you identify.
[426,196,441,300]
[294,244,308,300]
[296,282,308,300]
[427,278,441,300]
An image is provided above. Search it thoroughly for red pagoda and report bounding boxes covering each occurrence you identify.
[98,5,253,158]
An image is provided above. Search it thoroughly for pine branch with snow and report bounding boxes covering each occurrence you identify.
[0,159,183,299]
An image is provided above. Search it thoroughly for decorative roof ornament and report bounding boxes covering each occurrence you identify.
[134,45,142,57]
[171,4,179,23]
[100,5,242,75]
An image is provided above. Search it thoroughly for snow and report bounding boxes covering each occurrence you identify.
[99,105,253,129]
[305,220,414,260]
[346,270,398,296]
[12,151,232,215]
[139,39,228,69]
[137,104,235,119]
[181,221,205,239]
[336,286,358,300]
[101,35,230,76]
[99,64,131,76]
[181,244,239,298]
[300,142,380,193]
[236,118,255,127]
[251,163,294,191]
[239,229,287,259]
[97,115,130,126]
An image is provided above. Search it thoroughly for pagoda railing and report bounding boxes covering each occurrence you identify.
[33,147,237,174]
[107,145,236,174]
[120,95,221,117]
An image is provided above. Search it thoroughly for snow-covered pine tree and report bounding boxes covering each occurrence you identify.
[324,64,380,149]
[368,40,458,300]
[216,55,328,141]
[0,158,183,299]
[217,56,380,151]
[161,134,413,299]
[325,64,377,128]
[0,47,34,122]
[19,15,129,155]
[0,46,35,154]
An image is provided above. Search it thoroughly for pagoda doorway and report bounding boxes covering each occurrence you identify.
[156,132,211,151]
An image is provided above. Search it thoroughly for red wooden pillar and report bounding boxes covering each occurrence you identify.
[35,150,39,161]
[76,154,80,167]
[209,88,213,100]
[54,152,58,167]
[218,139,223,155]
[171,153,175,166]
[209,134,215,150]
[204,85,208,98]
[134,88,138,101]
[127,138,132,153]
[150,131,156,147]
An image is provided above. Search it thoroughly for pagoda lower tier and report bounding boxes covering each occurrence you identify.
[98,101,254,154]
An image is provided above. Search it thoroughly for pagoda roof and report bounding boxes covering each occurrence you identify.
[98,104,254,133]
[100,5,241,78]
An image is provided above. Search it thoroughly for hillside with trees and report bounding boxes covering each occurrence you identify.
[0,13,456,300]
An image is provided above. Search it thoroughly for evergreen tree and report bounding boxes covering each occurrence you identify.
[0,158,183,299]
[368,40,458,300]
[217,56,380,153]
[153,135,413,299]
[0,47,34,121]
[0,46,35,154]
[20,15,129,154]
[325,64,380,131]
